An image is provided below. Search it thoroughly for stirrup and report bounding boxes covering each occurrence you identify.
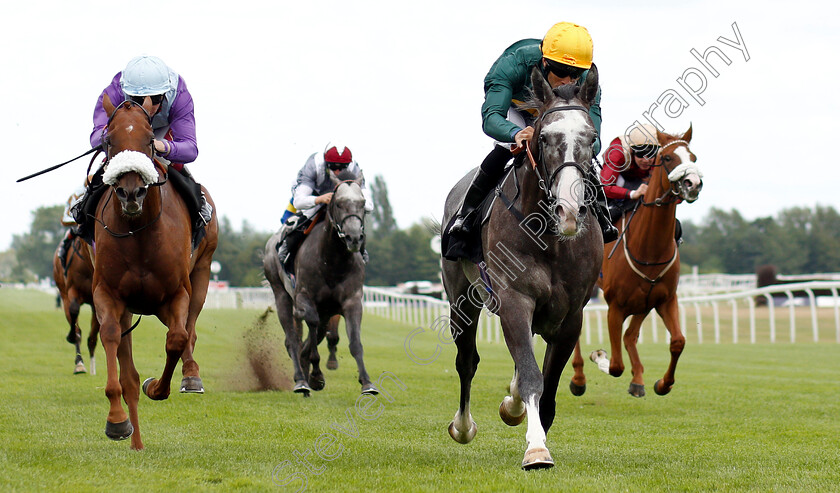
[198,193,213,225]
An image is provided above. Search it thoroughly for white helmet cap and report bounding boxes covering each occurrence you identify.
[120,56,172,96]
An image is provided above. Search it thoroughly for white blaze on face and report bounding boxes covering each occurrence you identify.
[671,146,702,189]
[543,112,589,231]
[126,125,134,134]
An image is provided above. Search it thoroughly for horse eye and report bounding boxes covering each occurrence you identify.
[663,155,672,162]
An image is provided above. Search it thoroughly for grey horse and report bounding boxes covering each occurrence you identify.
[442,66,604,469]
[264,170,377,396]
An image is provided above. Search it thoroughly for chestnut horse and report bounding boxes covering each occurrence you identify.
[570,126,702,398]
[442,67,603,469]
[90,99,218,450]
[53,234,99,374]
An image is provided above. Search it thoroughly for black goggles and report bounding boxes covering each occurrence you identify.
[327,162,349,171]
[544,59,586,80]
[128,94,165,105]
[631,145,660,158]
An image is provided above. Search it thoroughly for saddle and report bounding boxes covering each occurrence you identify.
[441,155,525,264]
[280,210,325,274]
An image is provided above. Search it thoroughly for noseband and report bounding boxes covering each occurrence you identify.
[640,139,693,207]
[529,105,591,202]
[329,181,365,240]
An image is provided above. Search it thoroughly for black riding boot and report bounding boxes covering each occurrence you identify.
[70,168,106,245]
[57,228,76,269]
[278,228,306,272]
[588,167,619,243]
[448,145,512,236]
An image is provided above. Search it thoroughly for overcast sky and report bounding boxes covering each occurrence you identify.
[2,0,838,251]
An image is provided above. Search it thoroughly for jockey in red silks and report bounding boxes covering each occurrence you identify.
[71,55,212,245]
[445,22,617,244]
[600,123,660,221]
[600,123,683,243]
[276,142,374,269]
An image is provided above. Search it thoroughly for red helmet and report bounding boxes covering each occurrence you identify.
[324,142,352,164]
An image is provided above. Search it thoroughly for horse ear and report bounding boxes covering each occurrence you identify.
[579,63,599,107]
[682,123,693,143]
[530,66,553,105]
[102,93,116,117]
[354,169,365,187]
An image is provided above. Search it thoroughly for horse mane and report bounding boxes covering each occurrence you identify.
[334,169,358,181]
[516,81,582,116]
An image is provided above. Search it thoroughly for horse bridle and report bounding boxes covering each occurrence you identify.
[528,105,592,203]
[93,100,169,238]
[328,180,365,240]
[639,139,692,207]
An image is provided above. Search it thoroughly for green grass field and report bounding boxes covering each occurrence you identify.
[1,288,839,492]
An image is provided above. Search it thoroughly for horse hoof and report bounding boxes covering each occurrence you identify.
[360,383,379,395]
[142,377,155,397]
[105,419,134,441]
[74,362,87,374]
[326,360,338,370]
[448,420,477,444]
[499,397,526,426]
[628,382,646,398]
[589,349,608,362]
[522,447,554,470]
[569,380,586,396]
[309,374,325,391]
[293,381,312,396]
[180,376,205,394]
[654,379,672,396]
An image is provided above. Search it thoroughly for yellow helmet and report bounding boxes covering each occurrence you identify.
[541,22,593,69]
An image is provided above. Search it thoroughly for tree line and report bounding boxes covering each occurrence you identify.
[3,178,838,285]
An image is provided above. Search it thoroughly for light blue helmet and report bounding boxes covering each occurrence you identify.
[120,56,172,96]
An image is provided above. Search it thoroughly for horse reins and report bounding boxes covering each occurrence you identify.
[615,139,692,283]
[92,101,169,238]
[639,139,691,207]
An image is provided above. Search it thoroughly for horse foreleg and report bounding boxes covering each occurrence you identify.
[500,369,526,426]
[117,332,143,450]
[569,339,586,396]
[606,307,627,377]
[654,296,685,396]
[94,289,133,442]
[624,313,647,397]
[326,315,340,370]
[88,306,100,375]
[498,298,553,470]
[342,301,377,395]
[143,288,190,401]
[540,329,579,433]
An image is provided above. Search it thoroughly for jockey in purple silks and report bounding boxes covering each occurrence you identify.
[70,55,212,247]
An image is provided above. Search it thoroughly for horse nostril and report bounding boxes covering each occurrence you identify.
[136,188,147,199]
[116,188,127,200]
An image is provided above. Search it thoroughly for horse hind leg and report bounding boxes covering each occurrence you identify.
[65,298,86,374]
[304,321,327,391]
[143,289,191,401]
[568,339,586,396]
[624,313,647,397]
[88,305,100,375]
[653,297,685,396]
[326,315,340,370]
[180,261,211,393]
[448,297,480,445]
